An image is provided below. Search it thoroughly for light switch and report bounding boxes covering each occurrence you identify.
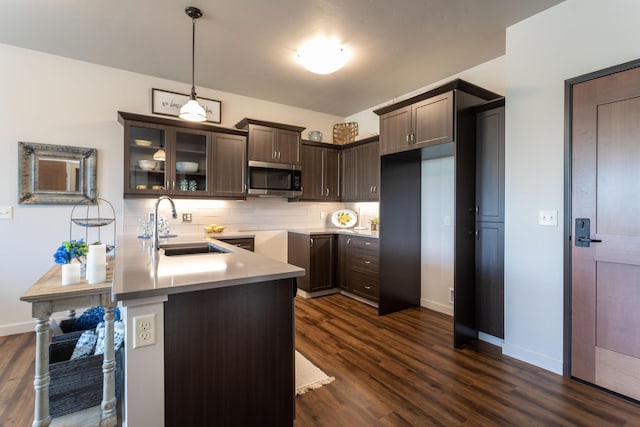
[0,206,13,220]
[538,210,558,226]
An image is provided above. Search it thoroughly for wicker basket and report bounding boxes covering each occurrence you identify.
[333,122,358,145]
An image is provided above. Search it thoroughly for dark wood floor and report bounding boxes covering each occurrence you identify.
[294,294,640,426]
[2,294,640,426]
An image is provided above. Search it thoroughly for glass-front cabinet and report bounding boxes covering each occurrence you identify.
[125,122,210,196]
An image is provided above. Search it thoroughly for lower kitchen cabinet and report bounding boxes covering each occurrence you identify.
[338,235,380,303]
[475,222,504,338]
[287,233,335,292]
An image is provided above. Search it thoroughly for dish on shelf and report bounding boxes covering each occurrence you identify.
[331,209,357,228]
[176,161,199,173]
[138,160,157,171]
[134,139,152,147]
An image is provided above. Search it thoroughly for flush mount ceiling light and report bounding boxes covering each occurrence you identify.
[179,6,207,122]
[296,36,350,75]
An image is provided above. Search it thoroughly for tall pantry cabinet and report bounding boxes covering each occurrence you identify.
[474,98,505,339]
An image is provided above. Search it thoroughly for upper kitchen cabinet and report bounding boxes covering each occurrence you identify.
[300,141,339,201]
[235,118,305,165]
[341,137,379,201]
[475,102,505,223]
[119,111,247,199]
[379,92,452,155]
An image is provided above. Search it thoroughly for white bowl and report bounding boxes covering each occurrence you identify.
[176,161,199,173]
[138,160,157,171]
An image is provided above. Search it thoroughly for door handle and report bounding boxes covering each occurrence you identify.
[575,218,602,247]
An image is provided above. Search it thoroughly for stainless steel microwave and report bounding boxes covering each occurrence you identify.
[247,161,302,198]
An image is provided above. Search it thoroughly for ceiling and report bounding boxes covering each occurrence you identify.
[0,0,563,117]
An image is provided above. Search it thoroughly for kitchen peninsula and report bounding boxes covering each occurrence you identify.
[112,234,304,427]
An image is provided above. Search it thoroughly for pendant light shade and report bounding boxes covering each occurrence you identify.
[179,6,207,122]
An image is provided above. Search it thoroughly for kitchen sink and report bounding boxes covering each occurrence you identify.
[161,242,231,256]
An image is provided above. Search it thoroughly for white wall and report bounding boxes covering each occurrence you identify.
[0,42,343,335]
[421,157,454,316]
[504,0,640,373]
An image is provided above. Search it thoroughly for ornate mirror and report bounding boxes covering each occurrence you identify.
[18,142,97,204]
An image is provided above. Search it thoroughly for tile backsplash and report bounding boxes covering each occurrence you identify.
[124,198,379,236]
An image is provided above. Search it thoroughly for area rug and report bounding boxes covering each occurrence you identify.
[295,351,335,395]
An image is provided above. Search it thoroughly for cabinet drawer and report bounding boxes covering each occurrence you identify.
[351,252,379,275]
[350,237,379,252]
[350,270,379,301]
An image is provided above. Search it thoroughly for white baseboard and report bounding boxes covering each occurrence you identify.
[479,332,504,348]
[502,342,563,375]
[420,298,453,316]
[0,320,35,336]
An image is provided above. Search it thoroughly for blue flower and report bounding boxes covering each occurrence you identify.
[53,239,89,264]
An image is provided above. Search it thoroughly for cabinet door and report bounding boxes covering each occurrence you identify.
[357,142,380,200]
[275,129,301,164]
[380,106,411,155]
[323,147,340,201]
[248,124,276,162]
[211,133,246,198]
[476,106,505,222]
[412,91,453,147]
[309,235,334,291]
[341,147,358,200]
[336,235,351,290]
[475,222,504,338]
[172,129,210,196]
[125,122,168,195]
[300,144,324,200]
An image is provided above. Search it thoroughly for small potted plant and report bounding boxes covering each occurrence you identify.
[54,239,89,285]
[369,217,379,231]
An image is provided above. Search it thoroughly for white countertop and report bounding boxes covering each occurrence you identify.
[112,233,304,301]
[287,227,379,238]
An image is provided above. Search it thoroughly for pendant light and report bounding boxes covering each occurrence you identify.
[179,6,207,122]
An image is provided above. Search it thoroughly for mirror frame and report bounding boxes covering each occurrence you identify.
[18,142,97,204]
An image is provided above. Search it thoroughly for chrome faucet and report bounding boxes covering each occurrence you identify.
[153,195,178,250]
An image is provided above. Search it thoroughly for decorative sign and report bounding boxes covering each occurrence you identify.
[152,88,221,123]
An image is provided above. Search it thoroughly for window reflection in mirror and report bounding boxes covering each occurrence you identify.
[19,142,97,204]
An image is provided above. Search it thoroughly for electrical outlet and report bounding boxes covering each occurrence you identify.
[182,213,192,222]
[133,314,156,349]
[449,288,454,304]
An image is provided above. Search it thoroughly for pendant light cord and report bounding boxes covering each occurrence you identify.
[190,17,197,99]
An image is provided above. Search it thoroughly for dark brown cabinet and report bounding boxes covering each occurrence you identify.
[211,133,246,198]
[379,92,453,156]
[374,79,501,348]
[300,142,339,201]
[235,118,305,165]
[341,138,380,201]
[287,233,335,292]
[336,235,379,302]
[217,237,255,252]
[475,100,505,339]
[119,111,247,199]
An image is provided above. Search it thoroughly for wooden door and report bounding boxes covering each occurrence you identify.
[211,133,246,198]
[275,129,300,164]
[412,91,453,148]
[248,124,275,162]
[300,144,323,200]
[341,147,357,200]
[309,235,334,291]
[323,148,340,201]
[379,106,411,155]
[571,66,640,400]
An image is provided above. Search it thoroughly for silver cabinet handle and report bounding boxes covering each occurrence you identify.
[310,238,314,247]
[365,241,371,246]
[347,238,351,245]
[278,151,281,160]
[326,188,330,196]
[364,285,372,290]
[373,186,377,193]
[475,205,479,215]
[406,134,410,143]
[364,261,371,264]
